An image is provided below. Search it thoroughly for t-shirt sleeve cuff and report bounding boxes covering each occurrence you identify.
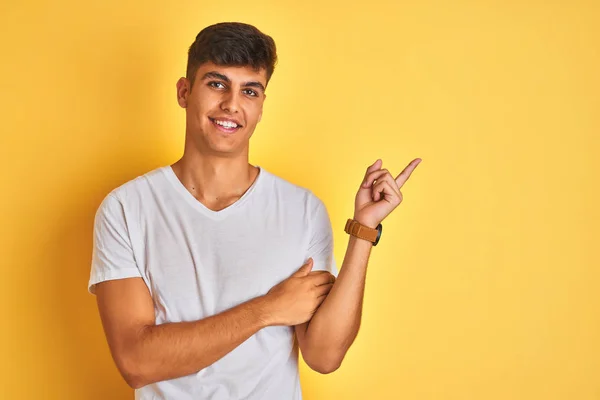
[88,268,143,295]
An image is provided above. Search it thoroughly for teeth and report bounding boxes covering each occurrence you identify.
[214,119,238,128]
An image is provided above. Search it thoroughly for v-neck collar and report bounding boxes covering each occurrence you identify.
[162,164,264,220]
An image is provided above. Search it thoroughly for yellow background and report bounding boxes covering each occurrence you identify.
[1,0,599,399]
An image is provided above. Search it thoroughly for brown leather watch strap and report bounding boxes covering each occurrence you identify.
[344,219,379,243]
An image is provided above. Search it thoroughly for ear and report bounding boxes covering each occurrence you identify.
[176,77,190,108]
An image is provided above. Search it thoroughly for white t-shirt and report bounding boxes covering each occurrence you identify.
[88,164,338,400]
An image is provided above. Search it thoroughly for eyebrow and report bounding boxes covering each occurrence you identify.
[200,71,266,94]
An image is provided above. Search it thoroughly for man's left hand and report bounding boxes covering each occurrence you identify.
[353,158,422,229]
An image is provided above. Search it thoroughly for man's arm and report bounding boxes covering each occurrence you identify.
[296,158,421,374]
[95,277,270,389]
[95,261,333,389]
[295,234,372,373]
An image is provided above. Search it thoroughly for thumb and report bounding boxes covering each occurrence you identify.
[294,258,313,276]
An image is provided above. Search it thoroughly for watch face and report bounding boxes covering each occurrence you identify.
[373,223,382,246]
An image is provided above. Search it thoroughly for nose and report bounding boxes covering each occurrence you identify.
[220,90,240,114]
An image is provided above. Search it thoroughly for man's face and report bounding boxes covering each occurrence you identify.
[176,61,268,157]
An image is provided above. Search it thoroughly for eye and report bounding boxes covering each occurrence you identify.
[243,89,258,97]
[208,81,225,89]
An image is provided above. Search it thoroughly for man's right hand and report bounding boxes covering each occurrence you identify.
[263,258,336,326]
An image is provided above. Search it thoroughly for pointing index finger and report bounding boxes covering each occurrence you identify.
[395,158,422,188]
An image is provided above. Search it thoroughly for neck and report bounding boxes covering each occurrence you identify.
[170,155,259,206]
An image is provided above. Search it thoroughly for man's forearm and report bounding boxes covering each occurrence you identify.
[126,296,271,389]
[301,235,373,365]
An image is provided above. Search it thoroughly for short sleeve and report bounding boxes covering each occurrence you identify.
[306,194,338,277]
[88,194,142,295]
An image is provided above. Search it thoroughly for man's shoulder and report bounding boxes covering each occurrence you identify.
[98,166,165,210]
[262,167,320,204]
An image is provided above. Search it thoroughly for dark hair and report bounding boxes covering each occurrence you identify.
[186,22,278,89]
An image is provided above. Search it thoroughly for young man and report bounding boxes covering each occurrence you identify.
[88,22,421,399]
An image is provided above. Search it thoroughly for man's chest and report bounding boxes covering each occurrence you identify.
[136,212,309,322]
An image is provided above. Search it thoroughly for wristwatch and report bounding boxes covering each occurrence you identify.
[344,218,383,246]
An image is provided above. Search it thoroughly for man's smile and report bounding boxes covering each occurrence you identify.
[209,117,243,133]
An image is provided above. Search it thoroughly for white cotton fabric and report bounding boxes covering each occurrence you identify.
[88,164,338,400]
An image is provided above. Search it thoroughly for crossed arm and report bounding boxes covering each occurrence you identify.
[94,233,372,389]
